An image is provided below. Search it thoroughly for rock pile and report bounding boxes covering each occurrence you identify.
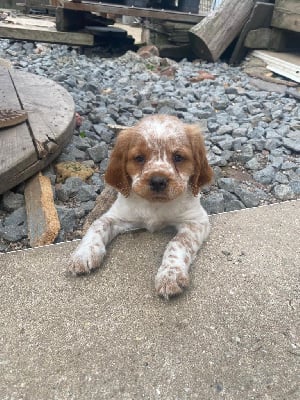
[0,40,299,251]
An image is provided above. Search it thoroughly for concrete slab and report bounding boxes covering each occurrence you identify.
[0,200,299,399]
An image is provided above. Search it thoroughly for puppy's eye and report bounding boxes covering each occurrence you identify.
[173,153,184,163]
[134,155,145,164]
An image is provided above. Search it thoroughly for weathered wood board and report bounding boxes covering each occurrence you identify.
[271,0,300,33]
[229,2,274,64]
[62,2,205,23]
[0,67,75,194]
[244,28,287,51]
[252,50,300,83]
[0,24,94,46]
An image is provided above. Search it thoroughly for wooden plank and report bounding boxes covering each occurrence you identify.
[24,172,60,247]
[230,2,274,64]
[252,50,300,83]
[62,2,205,23]
[272,0,300,33]
[0,24,94,46]
[56,8,113,31]
[9,69,75,157]
[0,67,38,194]
[245,27,288,51]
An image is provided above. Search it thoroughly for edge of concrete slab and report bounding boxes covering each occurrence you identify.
[1,199,299,256]
[0,200,299,399]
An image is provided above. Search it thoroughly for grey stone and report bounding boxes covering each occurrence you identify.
[207,153,227,167]
[253,166,276,185]
[207,121,219,133]
[289,180,300,194]
[232,137,248,151]
[73,136,91,151]
[99,158,109,174]
[1,191,25,212]
[56,177,83,202]
[217,125,233,135]
[282,137,300,153]
[90,174,105,192]
[281,161,297,170]
[217,178,237,192]
[275,172,289,184]
[269,156,284,169]
[212,97,229,110]
[235,144,254,163]
[218,137,234,150]
[232,127,248,137]
[87,142,108,163]
[201,192,225,214]
[251,139,266,151]
[264,139,282,151]
[4,207,27,228]
[75,185,97,202]
[0,207,27,241]
[56,206,77,233]
[224,199,245,212]
[247,103,262,115]
[245,157,260,171]
[233,187,260,208]
[265,128,281,139]
[62,144,86,161]
[0,224,27,242]
[273,185,295,201]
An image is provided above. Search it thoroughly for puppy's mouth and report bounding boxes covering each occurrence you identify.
[149,193,171,202]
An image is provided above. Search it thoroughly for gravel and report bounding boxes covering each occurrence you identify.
[0,40,299,251]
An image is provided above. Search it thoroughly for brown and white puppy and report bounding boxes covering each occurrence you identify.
[69,115,213,298]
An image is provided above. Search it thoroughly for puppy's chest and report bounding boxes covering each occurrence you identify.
[138,212,171,232]
[128,198,190,231]
[111,193,200,232]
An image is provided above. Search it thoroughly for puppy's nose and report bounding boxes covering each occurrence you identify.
[149,176,168,192]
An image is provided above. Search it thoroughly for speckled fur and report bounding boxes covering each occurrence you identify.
[69,115,213,299]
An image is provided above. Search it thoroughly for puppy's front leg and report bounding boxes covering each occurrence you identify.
[155,221,210,299]
[69,215,130,275]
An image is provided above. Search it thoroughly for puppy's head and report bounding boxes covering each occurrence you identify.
[105,115,213,201]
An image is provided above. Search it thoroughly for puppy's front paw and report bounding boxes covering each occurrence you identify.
[155,266,189,299]
[69,244,105,275]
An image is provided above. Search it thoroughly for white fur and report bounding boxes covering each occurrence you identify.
[70,188,210,298]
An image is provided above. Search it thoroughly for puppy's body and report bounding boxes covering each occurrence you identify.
[70,115,213,298]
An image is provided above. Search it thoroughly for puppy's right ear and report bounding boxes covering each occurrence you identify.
[105,129,133,197]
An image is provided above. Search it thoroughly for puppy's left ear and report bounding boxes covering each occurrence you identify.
[185,124,213,196]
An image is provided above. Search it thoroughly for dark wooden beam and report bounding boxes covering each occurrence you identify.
[62,2,206,23]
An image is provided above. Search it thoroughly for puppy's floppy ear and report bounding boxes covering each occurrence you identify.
[105,129,133,197]
[185,124,213,196]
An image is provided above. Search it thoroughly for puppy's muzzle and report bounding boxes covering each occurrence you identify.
[149,176,168,193]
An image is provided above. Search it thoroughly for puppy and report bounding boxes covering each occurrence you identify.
[69,115,213,298]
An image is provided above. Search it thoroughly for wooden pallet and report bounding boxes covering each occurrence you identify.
[62,1,205,23]
[0,14,94,45]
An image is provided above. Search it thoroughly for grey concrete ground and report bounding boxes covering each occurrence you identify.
[0,200,299,400]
